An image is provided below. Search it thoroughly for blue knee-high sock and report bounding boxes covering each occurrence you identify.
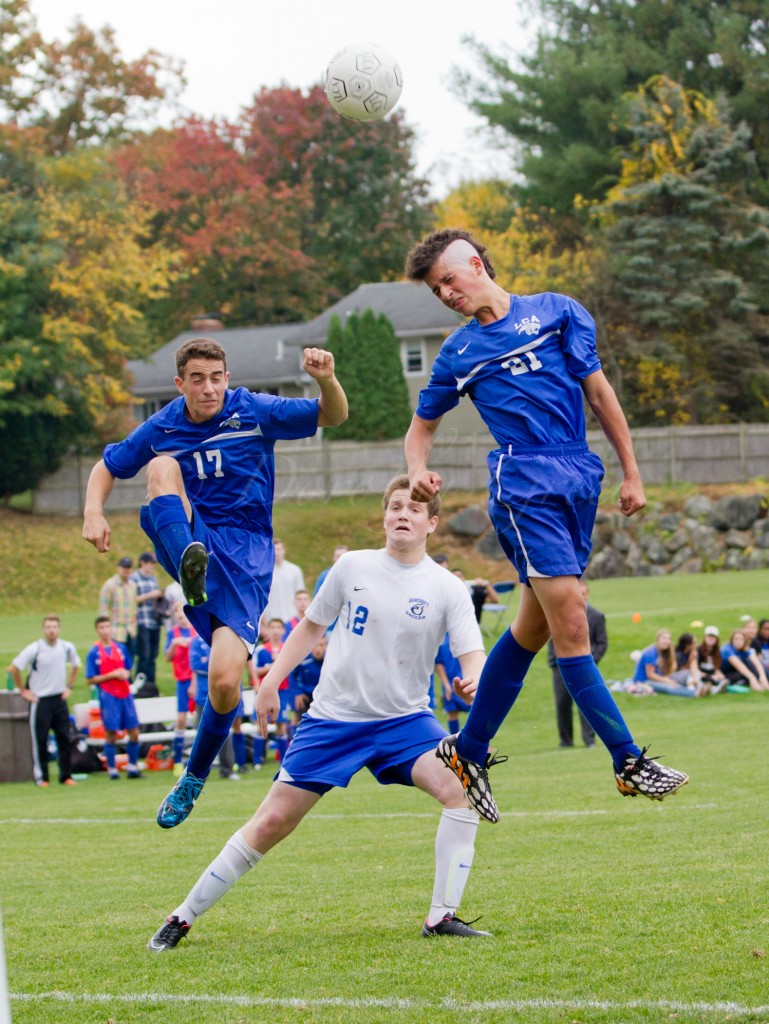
[186,700,238,780]
[231,731,246,768]
[556,655,641,768]
[447,716,460,734]
[252,736,266,765]
[126,741,140,767]
[104,742,117,771]
[457,630,537,763]
[276,735,288,761]
[173,730,185,764]
[148,495,193,570]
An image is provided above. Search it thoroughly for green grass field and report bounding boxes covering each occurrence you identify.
[3,569,769,1023]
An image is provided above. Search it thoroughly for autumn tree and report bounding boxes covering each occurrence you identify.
[240,86,432,301]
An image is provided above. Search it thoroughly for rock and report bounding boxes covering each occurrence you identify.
[447,505,491,537]
[641,536,669,564]
[611,531,632,554]
[664,527,690,553]
[586,548,626,579]
[724,549,744,571]
[658,513,682,531]
[475,530,507,560]
[724,529,751,550]
[683,495,712,518]
[754,520,769,549]
[669,546,694,571]
[689,523,718,555]
[709,494,765,531]
[678,556,704,574]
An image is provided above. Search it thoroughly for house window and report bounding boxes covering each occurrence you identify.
[402,339,425,376]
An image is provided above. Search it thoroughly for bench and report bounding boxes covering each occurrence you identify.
[73,690,261,747]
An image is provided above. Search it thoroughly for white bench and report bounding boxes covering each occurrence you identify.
[73,690,260,747]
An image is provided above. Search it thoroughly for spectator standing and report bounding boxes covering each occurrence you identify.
[292,634,327,722]
[451,569,499,624]
[99,557,138,657]
[8,615,81,787]
[131,552,163,697]
[547,583,606,747]
[85,616,142,779]
[313,545,349,595]
[161,580,184,635]
[282,590,311,641]
[165,604,196,774]
[262,540,305,624]
[253,619,289,766]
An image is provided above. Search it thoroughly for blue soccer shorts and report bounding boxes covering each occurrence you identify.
[99,691,140,733]
[487,441,604,585]
[140,501,273,654]
[275,710,448,791]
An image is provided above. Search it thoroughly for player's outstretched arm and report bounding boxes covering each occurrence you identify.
[82,459,117,553]
[303,348,348,427]
[581,370,645,517]
[404,413,443,500]
[255,616,328,736]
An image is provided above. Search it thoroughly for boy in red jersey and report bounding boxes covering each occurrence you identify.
[165,603,196,775]
[85,616,142,779]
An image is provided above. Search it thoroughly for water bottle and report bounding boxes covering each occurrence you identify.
[5,670,15,692]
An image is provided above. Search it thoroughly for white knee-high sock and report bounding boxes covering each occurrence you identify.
[173,830,263,925]
[426,807,479,926]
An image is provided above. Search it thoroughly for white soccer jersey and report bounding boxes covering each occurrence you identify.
[305,550,483,721]
[13,639,81,697]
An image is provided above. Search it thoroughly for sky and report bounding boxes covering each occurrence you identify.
[29,0,535,197]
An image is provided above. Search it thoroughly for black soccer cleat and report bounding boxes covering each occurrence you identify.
[615,746,689,801]
[436,734,507,823]
[421,913,492,938]
[179,542,208,607]
[147,915,191,952]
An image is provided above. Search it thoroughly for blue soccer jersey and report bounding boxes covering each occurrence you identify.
[416,293,601,446]
[103,387,318,533]
[103,387,319,649]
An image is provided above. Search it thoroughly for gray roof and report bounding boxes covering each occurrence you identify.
[126,324,305,397]
[286,281,464,346]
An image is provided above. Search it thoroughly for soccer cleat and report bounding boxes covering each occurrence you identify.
[36,780,49,788]
[615,746,689,801]
[172,762,184,778]
[157,768,205,829]
[147,914,191,952]
[61,778,77,786]
[436,734,507,824]
[127,770,143,780]
[421,914,492,938]
[179,542,208,607]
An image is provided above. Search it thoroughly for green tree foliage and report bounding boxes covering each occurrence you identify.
[596,77,769,424]
[457,0,769,211]
[326,311,412,442]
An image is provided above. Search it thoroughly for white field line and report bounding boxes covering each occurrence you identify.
[0,804,718,827]
[10,991,769,1016]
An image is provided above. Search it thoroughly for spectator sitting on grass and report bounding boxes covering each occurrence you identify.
[696,627,728,695]
[632,629,700,697]
[720,630,769,692]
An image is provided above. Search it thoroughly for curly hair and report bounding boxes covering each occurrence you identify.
[404,229,496,281]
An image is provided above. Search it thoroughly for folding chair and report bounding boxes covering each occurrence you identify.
[480,581,517,637]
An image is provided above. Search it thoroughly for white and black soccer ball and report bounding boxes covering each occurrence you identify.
[323,42,403,122]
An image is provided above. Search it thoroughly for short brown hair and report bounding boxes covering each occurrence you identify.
[42,615,60,625]
[404,229,496,281]
[175,338,227,377]
[382,474,440,520]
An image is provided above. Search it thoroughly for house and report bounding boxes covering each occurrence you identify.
[128,283,489,435]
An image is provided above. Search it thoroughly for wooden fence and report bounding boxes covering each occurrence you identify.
[32,422,769,516]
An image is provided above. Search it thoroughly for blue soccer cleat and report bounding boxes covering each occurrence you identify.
[157,768,206,829]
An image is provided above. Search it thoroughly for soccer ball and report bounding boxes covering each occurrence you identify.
[323,42,403,122]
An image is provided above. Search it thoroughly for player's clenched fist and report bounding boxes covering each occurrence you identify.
[302,347,335,379]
